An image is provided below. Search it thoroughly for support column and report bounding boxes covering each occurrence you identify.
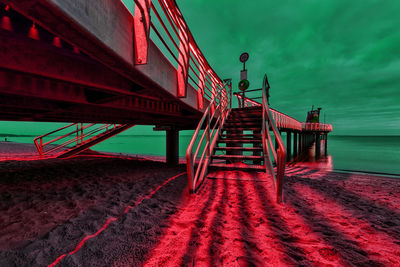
[166,129,179,166]
[300,133,302,153]
[315,133,321,158]
[293,132,298,157]
[324,133,328,156]
[275,130,281,150]
[286,131,291,161]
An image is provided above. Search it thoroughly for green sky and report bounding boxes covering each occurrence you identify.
[1,0,399,136]
[177,0,400,135]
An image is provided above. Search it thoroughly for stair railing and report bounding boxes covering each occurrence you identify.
[261,74,286,203]
[186,80,232,193]
[34,123,117,157]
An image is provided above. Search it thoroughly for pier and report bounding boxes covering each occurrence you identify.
[0,1,332,202]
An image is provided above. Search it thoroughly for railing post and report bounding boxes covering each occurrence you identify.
[40,138,43,157]
[76,124,79,145]
[229,83,232,110]
[207,112,211,156]
[177,21,190,97]
[80,123,83,144]
[197,67,205,110]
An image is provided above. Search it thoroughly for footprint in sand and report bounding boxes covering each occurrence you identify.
[318,247,338,261]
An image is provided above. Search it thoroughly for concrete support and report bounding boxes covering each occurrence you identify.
[315,133,321,157]
[286,131,292,161]
[166,129,179,165]
[293,132,298,157]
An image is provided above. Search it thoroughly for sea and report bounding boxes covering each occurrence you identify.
[1,134,399,176]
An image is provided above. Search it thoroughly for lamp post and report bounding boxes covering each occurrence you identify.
[239,52,249,107]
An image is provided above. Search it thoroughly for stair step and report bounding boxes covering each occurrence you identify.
[226,117,261,122]
[215,146,263,151]
[222,127,261,132]
[229,112,261,117]
[224,122,261,127]
[220,134,262,138]
[218,139,262,143]
[209,162,265,171]
[207,170,269,180]
[212,155,264,160]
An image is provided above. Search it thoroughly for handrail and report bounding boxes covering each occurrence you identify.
[146,0,224,103]
[261,74,286,203]
[186,80,232,193]
[34,123,118,157]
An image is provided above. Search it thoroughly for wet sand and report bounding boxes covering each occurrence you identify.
[0,142,399,266]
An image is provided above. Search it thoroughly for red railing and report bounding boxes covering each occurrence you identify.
[260,75,286,203]
[34,123,119,157]
[186,80,232,193]
[133,0,226,108]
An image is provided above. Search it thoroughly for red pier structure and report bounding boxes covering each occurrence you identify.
[0,1,332,202]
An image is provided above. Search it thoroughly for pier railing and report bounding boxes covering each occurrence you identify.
[303,123,333,132]
[186,80,232,193]
[261,74,286,203]
[142,0,225,106]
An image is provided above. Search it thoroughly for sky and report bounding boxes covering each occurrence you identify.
[176,0,400,135]
[1,0,399,136]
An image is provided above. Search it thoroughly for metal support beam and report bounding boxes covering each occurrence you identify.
[166,129,179,166]
[286,131,291,161]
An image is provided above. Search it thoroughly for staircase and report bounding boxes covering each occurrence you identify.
[208,106,266,174]
[186,75,286,202]
[34,123,134,158]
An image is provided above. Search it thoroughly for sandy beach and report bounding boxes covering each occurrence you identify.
[0,142,399,266]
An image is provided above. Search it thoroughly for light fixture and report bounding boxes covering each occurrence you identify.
[29,22,40,40]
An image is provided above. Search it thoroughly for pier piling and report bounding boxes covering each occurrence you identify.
[286,131,292,161]
[315,133,321,157]
[166,129,179,166]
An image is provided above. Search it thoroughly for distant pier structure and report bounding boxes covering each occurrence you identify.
[301,106,331,158]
